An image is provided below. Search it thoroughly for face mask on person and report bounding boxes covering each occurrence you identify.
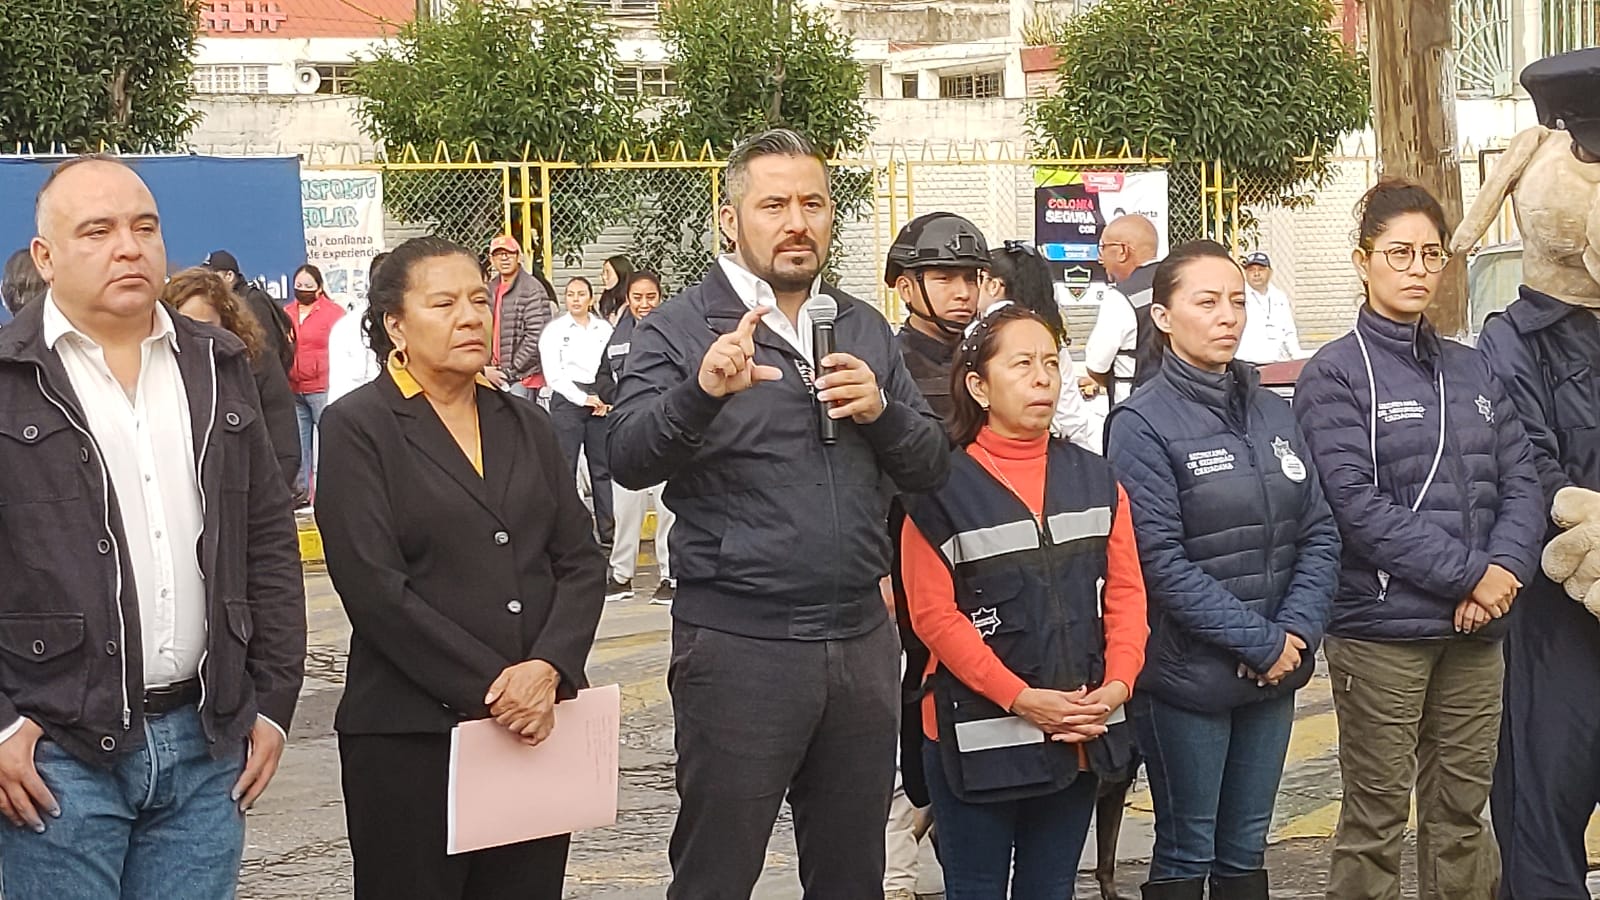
[294,289,318,304]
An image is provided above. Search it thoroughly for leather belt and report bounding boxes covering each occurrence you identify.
[143,679,201,716]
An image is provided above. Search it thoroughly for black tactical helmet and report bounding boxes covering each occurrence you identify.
[884,212,992,287]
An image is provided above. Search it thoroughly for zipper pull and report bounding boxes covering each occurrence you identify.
[122,707,131,729]
[1377,569,1391,602]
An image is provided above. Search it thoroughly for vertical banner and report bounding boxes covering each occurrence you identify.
[301,169,385,311]
[1035,169,1169,305]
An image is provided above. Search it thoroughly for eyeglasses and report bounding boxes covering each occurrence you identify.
[1097,240,1130,256]
[1364,245,1451,274]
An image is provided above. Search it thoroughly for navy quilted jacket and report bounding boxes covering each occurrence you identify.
[1107,353,1340,712]
[1294,307,1544,642]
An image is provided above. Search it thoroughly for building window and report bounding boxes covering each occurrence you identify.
[313,63,359,95]
[865,64,883,98]
[1455,0,1513,97]
[614,65,677,98]
[900,74,919,99]
[1542,0,1599,56]
[939,71,1003,100]
[192,64,271,95]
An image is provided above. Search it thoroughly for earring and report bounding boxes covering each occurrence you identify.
[979,401,990,411]
[389,347,409,369]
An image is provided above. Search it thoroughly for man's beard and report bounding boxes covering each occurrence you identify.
[739,226,826,293]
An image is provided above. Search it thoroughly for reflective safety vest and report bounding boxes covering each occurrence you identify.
[903,440,1135,804]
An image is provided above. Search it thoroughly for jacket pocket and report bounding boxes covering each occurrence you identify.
[208,599,254,715]
[0,415,82,503]
[0,614,87,725]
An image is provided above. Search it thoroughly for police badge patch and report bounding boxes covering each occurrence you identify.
[970,607,1001,637]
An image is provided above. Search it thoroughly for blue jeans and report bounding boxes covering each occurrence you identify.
[1131,692,1294,881]
[922,739,1099,899]
[0,706,247,899]
[293,391,328,496]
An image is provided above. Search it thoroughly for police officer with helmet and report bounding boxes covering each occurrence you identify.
[886,213,992,420]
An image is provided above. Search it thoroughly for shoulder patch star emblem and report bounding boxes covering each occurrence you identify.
[1271,436,1291,459]
[1475,394,1493,424]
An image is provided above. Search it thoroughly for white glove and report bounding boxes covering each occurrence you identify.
[1543,486,1600,619]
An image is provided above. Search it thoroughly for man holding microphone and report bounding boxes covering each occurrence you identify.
[608,128,949,898]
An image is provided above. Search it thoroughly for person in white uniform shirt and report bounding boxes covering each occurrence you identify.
[1083,215,1162,404]
[0,155,304,899]
[327,251,390,405]
[1236,251,1305,365]
[540,277,616,546]
[600,271,677,604]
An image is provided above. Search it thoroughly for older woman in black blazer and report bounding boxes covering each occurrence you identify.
[316,236,606,900]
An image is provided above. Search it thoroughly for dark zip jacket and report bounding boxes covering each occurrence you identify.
[0,300,305,766]
[1107,353,1340,711]
[607,264,949,640]
[1294,307,1543,641]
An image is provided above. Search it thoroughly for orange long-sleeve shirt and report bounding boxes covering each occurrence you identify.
[902,426,1148,741]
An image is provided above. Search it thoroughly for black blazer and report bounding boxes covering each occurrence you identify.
[316,373,606,735]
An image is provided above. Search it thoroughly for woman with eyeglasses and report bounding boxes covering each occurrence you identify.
[981,241,1104,453]
[1292,180,1544,898]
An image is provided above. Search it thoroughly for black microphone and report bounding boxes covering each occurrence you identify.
[805,294,839,445]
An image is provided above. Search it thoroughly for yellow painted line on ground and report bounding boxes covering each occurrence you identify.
[589,630,671,666]
[618,675,670,716]
[1272,800,1342,842]
[297,522,323,564]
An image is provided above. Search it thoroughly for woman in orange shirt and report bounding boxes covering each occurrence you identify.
[900,303,1148,899]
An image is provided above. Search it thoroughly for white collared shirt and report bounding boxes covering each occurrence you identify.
[1237,283,1304,364]
[43,296,206,690]
[717,255,823,361]
[327,300,381,404]
[539,312,614,406]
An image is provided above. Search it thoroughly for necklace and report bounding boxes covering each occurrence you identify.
[975,444,1029,510]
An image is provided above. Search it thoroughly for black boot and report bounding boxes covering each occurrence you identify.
[1209,870,1269,900]
[1140,879,1205,900]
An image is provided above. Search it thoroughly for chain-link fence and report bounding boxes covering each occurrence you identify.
[308,143,1294,329]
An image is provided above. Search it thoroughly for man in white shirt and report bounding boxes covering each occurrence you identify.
[0,156,304,898]
[540,278,616,547]
[326,250,389,405]
[1083,214,1161,404]
[1236,251,1305,364]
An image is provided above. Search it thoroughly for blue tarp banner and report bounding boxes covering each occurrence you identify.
[0,155,306,300]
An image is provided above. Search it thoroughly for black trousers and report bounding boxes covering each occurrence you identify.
[339,732,571,900]
[1493,580,1600,898]
[666,617,900,900]
[549,394,614,544]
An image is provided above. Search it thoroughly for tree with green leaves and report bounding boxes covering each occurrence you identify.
[1029,0,1368,231]
[632,0,873,288]
[354,0,637,255]
[0,0,200,151]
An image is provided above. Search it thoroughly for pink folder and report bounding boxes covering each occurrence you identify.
[446,684,621,855]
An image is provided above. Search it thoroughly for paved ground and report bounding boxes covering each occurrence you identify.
[237,552,1594,899]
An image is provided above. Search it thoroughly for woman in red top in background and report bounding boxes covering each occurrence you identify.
[900,304,1147,900]
[285,263,346,506]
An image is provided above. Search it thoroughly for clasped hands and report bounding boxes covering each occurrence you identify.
[1009,682,1130,744]
[485,659,561,747]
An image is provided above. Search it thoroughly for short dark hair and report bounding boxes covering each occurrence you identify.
[362,236,478,365]
[369,251,391,282]
[624,270,662,296]
[724,129,828,208]
[947,304,1057,446]
[34,154,135,227]
[1,249,46,314]
[1354,178,1450,249]
[1152,240,1240,308]
[567,275,594,294]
